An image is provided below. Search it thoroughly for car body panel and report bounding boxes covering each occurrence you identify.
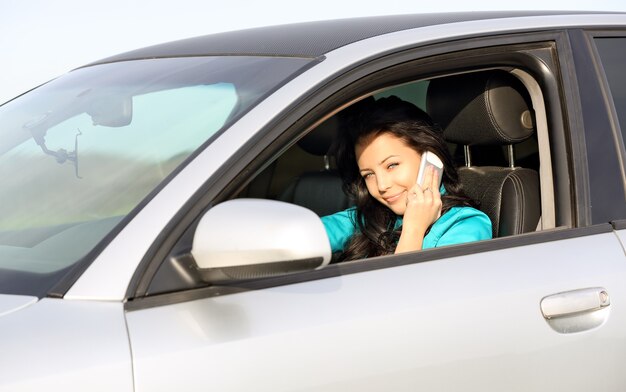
[126,231,626,391]
[614,228,626,252]
[0,298,132,392]
[0,294,37,317]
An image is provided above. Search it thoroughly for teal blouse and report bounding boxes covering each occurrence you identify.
[321,205,492,253]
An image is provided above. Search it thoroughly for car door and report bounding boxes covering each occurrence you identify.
[126,233,626,391]
[124,30,626,391]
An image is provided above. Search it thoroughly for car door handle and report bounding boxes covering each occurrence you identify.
[540,288,610,333]
[541,287,610,319]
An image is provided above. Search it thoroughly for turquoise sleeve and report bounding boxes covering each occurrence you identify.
[323,206,491,253]
[321,208,358,253]
[433,209,492,247]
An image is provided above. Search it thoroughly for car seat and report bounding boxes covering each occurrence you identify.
[278,115,351,217]
[427,70,541,237]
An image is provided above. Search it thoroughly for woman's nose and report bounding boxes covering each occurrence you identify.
[377,173,391,192]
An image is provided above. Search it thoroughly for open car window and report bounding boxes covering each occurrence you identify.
[143,42,567,298]
[242,68,553,240]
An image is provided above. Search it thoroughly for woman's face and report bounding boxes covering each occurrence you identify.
[355,132,422,215]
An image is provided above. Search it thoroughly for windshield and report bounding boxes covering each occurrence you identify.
[0,55,313,297]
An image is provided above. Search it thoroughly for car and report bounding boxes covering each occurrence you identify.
[1,10,626,391]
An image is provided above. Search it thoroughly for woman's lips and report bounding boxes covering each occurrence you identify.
[383,191,405,204]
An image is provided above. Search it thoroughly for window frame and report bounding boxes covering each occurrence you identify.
[585,30,626,211]
[125,30,584,307]
[564,29,626,224]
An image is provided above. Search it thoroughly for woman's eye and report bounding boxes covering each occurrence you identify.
[387,163,398,170]
[362,173,373,180]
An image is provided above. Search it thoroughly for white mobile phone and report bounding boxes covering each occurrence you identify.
[416,151,444,188]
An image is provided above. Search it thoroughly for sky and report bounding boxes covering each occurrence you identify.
[2,0,626,104]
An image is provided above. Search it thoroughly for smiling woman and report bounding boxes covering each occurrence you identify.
[321,96,491,261]
[357,132,428,215]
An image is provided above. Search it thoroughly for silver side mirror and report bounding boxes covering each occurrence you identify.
[191,199,331,283]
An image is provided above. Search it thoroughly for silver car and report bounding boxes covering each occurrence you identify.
[2,10,626,391]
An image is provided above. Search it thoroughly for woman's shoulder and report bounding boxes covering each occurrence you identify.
[321,207,359,253]
[425,205,492,247]
[321,206,359,233]
[442,205,490,221]
[321,206,358,221]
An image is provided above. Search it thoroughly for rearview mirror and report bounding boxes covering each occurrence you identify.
[191,199,331,283]
[87,95,133,127]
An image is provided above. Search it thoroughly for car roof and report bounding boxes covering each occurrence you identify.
[92,11,622,63]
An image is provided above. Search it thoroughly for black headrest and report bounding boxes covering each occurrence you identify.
[298,115,339,156]
[298,96,376,156]
[426,70,535,146]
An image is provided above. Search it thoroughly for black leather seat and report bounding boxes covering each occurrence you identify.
[279,115,351,217]
[427,70,541,237]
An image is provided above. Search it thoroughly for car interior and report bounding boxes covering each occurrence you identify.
[239,67,554,245]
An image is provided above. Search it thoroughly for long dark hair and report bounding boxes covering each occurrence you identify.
[333,95,476,261]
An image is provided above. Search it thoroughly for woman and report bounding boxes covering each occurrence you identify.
[322,96,492,261]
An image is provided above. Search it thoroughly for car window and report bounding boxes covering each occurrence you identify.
[594,37,626,144]
[3,84,236,234]
[244,69,546,238]
[0,55,313,296]
[144,44,566,298]
[374,80,429,110]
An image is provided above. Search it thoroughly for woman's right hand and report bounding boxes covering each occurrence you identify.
[395,166,442,253]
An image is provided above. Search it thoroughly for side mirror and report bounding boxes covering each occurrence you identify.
[191,199,331,283]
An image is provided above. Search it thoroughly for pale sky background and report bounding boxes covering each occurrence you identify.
[2,0,626,104]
